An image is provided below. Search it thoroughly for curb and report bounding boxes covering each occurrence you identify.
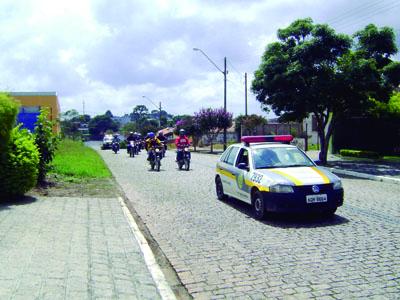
[328,168,400,185]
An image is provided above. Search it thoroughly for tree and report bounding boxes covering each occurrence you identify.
[235,114,267,137]
[88,114,119,140]
[105,110,113,118]
[60,110,91,140]
[194,108,233,153]
[252,18,400,164]
[130,105,149,122]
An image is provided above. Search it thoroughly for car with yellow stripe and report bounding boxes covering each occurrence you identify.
[215,135,344,219]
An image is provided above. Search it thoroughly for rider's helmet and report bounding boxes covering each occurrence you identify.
[148,132,155,139]
[129,131,134,135]
[179,129,185,136]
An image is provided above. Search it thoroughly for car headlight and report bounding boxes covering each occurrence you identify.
[333,180,343,190]
[270,184,294,193]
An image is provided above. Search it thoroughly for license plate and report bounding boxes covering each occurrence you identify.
[306,194,328,203]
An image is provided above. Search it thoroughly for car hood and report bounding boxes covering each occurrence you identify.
[257,166,337,186]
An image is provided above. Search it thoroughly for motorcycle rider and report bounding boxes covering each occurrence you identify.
[157,131,167,156]
[126,131,136,153]
[112,133,120,152]
[175,129,190,162]
[145,132,163,161]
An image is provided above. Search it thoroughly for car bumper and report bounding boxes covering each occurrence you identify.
[262,187,344,213]
[102,143,112,149]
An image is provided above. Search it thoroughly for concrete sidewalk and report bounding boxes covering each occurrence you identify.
[0,196,162,300]
[306,150,400,184]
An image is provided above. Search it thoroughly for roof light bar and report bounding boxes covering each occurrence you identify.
[241,135,294,146]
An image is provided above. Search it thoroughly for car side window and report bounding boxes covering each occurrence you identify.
[220,147,232,162]
[235,149,249,166]
[225,147,239,165]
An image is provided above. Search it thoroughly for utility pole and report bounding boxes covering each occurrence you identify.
[82,99,85,116]
[223,57,227,150]
[244,72,248,117]
[159,102,162,128]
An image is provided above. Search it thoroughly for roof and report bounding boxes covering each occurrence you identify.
[10,92,57,96]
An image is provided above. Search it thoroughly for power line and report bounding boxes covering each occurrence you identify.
[327,0,388,25]
[334,1,400,31]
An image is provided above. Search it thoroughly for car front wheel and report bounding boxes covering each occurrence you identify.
[253,190,266,220]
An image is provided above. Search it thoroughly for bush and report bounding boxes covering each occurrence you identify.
[0,127,39,198]
[119,140,127,149]
[34,108,59,184]
[339,149,381,159]
[0,93,20,149]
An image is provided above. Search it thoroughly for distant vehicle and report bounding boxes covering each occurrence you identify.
[215,135,344,219]
[101,134,114,150]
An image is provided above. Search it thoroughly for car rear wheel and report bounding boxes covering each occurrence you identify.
[253,190,266,220]
[215,177,227,201]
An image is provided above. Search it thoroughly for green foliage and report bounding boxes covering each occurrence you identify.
[51,139,111,178]
[235,114,267,135]
[0,127,39,198]
[340,149,381,159]
[34,108,59,183]
[60,109,91,140]
[0,93,20,149]
[121,122,138,136]
[369,92,400,117]
[88,114,119,140]
[252,18,399,164]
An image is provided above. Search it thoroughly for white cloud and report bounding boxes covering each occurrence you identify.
[1,0,399,119]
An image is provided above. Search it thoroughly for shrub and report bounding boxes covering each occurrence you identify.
[34,108,59,184]
[339,149,381,159]
[0,127,39,198]
[0,93,20,149]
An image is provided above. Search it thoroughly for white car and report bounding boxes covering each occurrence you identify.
[215,135,344,219]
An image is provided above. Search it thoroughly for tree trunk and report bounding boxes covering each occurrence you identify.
[317,114,335,165]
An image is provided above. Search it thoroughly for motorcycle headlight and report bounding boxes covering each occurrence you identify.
[184,147,189,151]
[155,148,160,152]
[270,184,294,193]
[333,180,343,190]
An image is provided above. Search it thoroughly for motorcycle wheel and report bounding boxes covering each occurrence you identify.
[185,159,190,171]
[156,158,160,172]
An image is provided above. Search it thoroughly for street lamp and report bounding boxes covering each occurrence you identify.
[193,47,227,150]
[142,95,162,128]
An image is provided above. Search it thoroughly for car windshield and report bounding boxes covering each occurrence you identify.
[252,147,314,169]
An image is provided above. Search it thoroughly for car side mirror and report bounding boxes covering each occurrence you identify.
[314,160,322,166]
[237,163,249,171]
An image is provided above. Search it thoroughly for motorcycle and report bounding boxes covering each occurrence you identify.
[149,147,163,171]
[112,141,120,154]
[128,141,135,157]
[177,146,191,171]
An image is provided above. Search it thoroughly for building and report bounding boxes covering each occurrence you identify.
[10,92,60,133]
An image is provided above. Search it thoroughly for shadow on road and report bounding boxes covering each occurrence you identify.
[0,195,37,211]
[222,197,349,228]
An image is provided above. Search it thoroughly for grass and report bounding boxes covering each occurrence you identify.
[382,156,400,162]
[51,139,112,180]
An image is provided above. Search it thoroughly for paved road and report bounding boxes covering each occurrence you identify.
[0,196,161,300]
[96,146,400,299]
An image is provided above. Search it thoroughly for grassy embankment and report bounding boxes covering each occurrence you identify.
[52,139,111,180]
[47,139,117,197]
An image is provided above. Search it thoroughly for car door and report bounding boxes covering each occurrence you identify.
[218,146,240,196]
[232,148,252,204]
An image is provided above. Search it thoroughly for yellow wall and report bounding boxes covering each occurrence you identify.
[11,92,60,133]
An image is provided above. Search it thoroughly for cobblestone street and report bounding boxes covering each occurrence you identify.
[97,147,400,299]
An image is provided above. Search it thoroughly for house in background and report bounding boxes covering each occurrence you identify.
[10,92,60,133]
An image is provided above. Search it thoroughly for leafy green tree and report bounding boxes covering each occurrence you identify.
[88,114,119,140]
[252,18,400,164]
[195,108,233,153]
[60,110,91,140]
[121,122,138,136]
[235,114,267,136]
[34,108,59,184]
[105,110,113,118]
[0,93,20,150]
[139,119,159,136]
[130,105,149,122]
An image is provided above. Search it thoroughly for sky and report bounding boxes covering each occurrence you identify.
[1,0,399,119]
